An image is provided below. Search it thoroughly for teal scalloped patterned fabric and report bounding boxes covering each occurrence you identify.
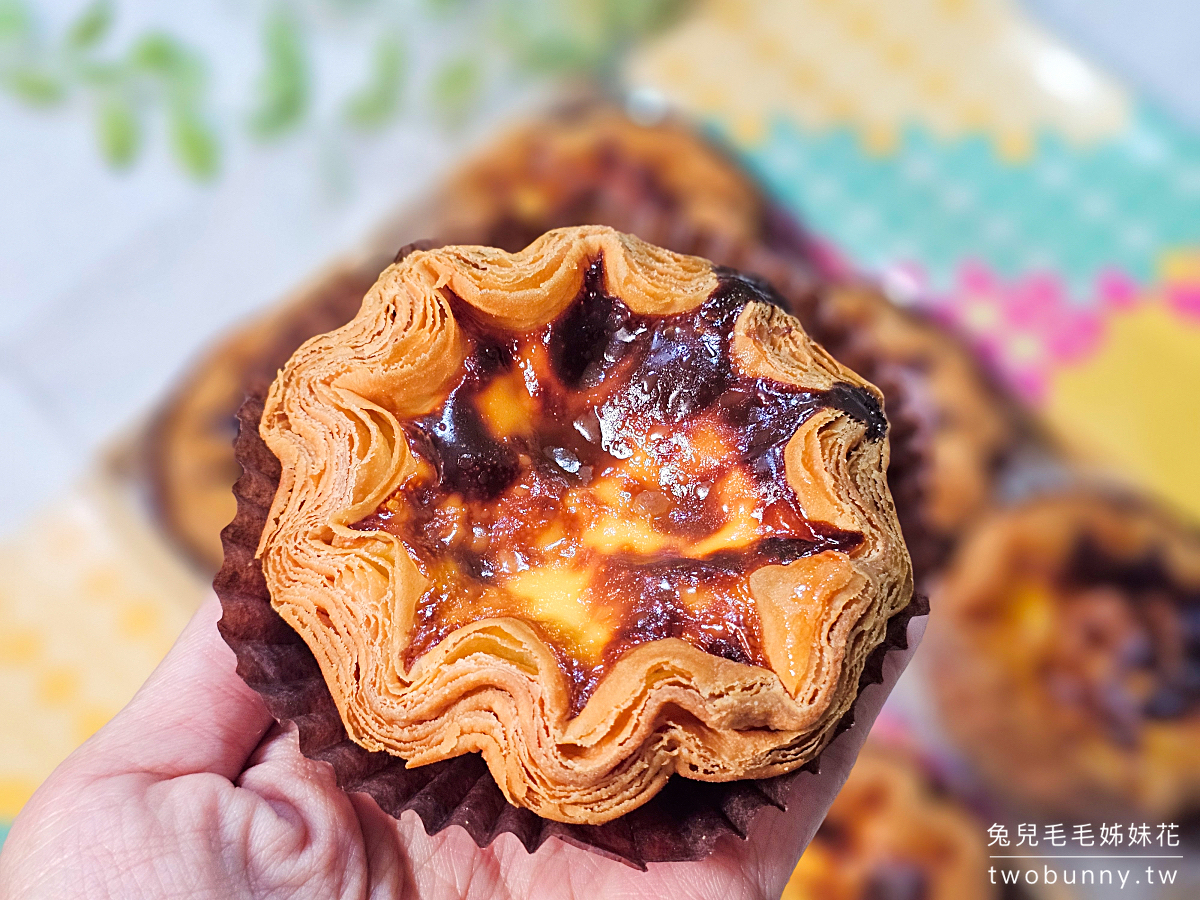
[737,106,1200,295]
[718,104,1200,406]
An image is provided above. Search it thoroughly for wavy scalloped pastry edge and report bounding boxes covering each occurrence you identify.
[256,225,913,824]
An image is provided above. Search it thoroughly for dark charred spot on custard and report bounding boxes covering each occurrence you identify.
[1058,536,1200,728]
[602,297,730,426]
[355,256,872,714]
[711,266,789,312]
[418,383,519,502]
[548,257,633,388]
[716,268,886,442]
[825,381,888,442]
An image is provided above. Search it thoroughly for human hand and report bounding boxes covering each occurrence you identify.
[0,595,810,899]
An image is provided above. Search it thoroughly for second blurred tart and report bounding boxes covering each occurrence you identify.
[782,736,995,900]
[925,490,1200,821]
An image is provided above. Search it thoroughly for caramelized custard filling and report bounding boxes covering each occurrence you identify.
[355,260,878,712]
[1008,538,1200,739]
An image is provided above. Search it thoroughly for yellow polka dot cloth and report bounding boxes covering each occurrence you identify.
[0,475,204,836]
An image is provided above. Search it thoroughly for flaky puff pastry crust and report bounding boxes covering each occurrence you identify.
[257,225,912,824]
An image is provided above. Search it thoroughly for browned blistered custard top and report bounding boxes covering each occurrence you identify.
[1026,538,1200,738]
[354,260,882,712]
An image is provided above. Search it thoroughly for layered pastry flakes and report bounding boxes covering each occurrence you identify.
[928,491,1200,819]
[257,226,912,823]
[148,267,377,570]
[783,741,993,900]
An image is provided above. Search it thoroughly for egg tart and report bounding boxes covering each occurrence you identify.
[782,739,994,900]
[927,491,1200,820]
[254,226,912,824]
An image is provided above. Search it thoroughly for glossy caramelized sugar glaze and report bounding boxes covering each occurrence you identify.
[258,226,912,823]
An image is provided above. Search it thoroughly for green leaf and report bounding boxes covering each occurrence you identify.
[6,67,66,105]
[131,33,190,75]
[601,0,692,39]
[131,32,205,110]
[134,32,205,98]
[76,59,125,88]
[67,0,112,50]
[496,0,692,75]
[508,33,595,74]
[424,0,470,15]
[342,34,404,130]
[494,0,602,74]
[430,57,480,128]
[0,0,32,43]
[248,5,309,139]
[96,93,140,167]
[168,103,219,180]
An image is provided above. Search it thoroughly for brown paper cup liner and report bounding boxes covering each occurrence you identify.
[215,387,928,869]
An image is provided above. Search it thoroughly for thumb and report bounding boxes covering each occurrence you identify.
[73,593,274,782]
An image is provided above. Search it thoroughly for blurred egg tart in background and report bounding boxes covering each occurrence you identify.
[782,737,997,900]
[927,490,1200,821]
